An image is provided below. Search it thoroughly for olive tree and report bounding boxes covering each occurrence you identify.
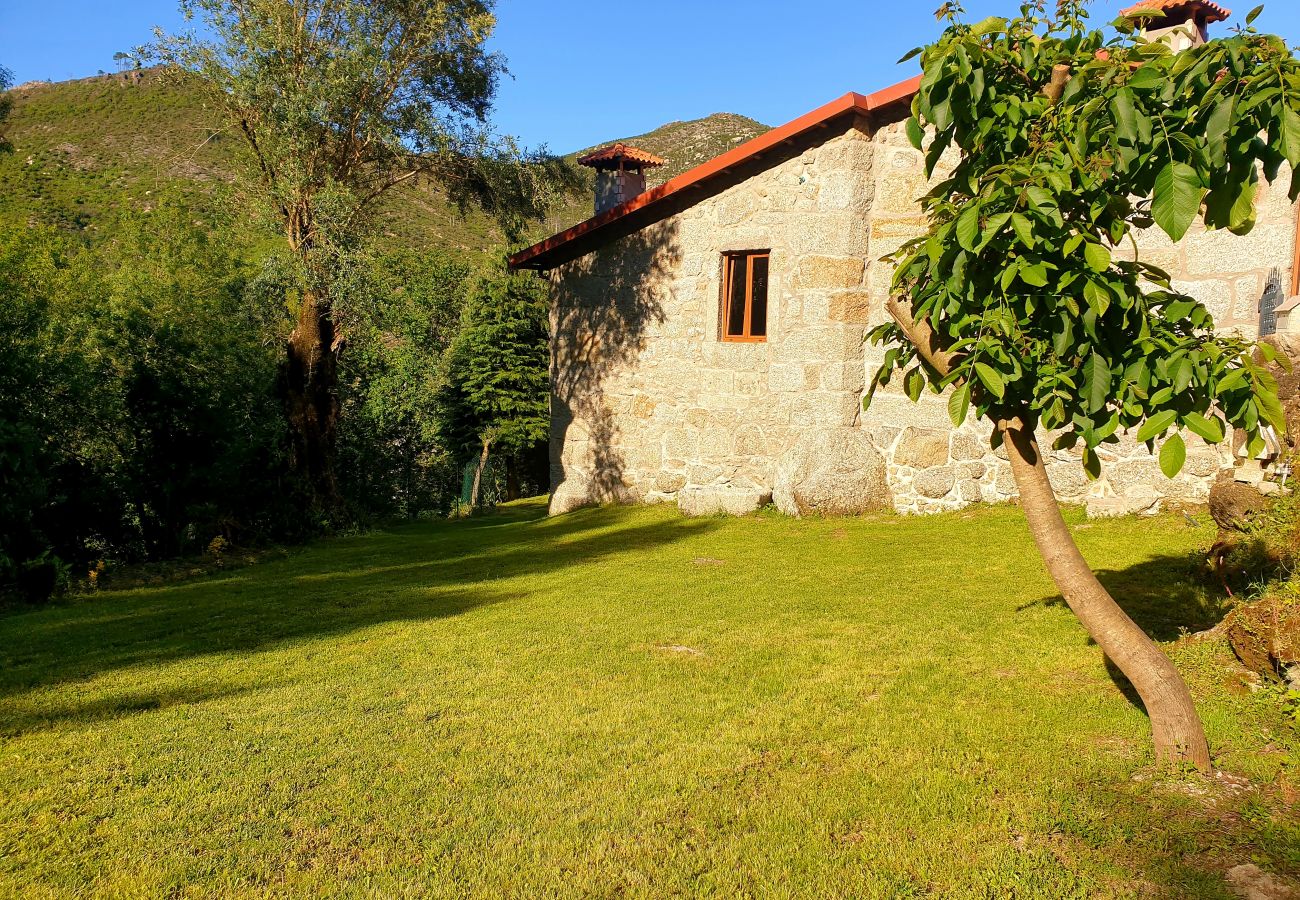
[869,0,1300,769]
[152,0,571,512]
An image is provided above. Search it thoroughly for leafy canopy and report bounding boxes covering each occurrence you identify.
[151,0,572,266]
[867,0,1300,478]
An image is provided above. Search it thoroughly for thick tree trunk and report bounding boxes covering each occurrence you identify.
[469,438,491,509]
[284,289,340,510]
[1002,414,1211,770]
[505,460,521,501]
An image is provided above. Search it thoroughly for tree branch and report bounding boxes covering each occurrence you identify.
[1043,64,1072,104]
[885,295,959,378]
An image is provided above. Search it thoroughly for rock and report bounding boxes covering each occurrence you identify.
[677,484,771,517]
[1210,470,1271,534]
[1086,495,1161,518]
[1226,863,1298,900]
[1226,591,1300,682]
[894,426,951,469]
[773,428,891,517]
[949,430,987,462]
[549,471,637,515]
[913,466,956,500]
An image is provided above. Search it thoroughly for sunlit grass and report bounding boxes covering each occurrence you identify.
[0,499,1295,897]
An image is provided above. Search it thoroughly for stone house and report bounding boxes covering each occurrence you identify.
[509,1,1300,518]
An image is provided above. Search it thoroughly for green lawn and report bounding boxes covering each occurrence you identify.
[1,500,1296,898]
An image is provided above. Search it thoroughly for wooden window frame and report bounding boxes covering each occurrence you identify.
[720,250,770,343]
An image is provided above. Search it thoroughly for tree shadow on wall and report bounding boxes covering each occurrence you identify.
[547,220,677,508]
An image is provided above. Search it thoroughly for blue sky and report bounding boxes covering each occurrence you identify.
[3,1,1299,153]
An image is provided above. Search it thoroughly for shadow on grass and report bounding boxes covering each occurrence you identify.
[1018,551,1229,643]
[1019,551,1233,713]
[0,500,718,730]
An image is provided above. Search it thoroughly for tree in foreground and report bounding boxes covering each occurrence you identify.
[869,0,1300,769]
[152,0,570,514]
[439,272,549,509]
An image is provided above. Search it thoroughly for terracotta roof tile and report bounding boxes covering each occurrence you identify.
[577,143,666,169]
[1120,0,1231,24]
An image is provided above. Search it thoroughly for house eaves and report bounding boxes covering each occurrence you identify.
[508,75,922,273]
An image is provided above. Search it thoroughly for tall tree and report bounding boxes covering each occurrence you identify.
[439,271,549,508]
[0,64,13,153]
[870,1,1300,769]
[152,0,569,512]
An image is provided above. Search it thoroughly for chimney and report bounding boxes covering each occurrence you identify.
[1121,0,1231,51]
[577,143,666,216]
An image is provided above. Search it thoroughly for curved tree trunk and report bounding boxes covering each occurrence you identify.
[1002,414,1211,770]
[284,289,341,510]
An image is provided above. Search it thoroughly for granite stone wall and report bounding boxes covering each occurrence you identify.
[861,120,1296,515]
[546,117,1298,518]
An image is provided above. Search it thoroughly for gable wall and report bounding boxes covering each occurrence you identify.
[547,125,879,514]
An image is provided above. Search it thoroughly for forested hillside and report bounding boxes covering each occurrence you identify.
[0,69,770,253]
[0,66,769,598]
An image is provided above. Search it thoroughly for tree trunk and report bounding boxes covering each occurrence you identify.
[505,460,521,502]
[284,289,340,510]
[469,437,491,509]
[1002,414,1211,771]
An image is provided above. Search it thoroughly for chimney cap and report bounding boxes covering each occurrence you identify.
[578,143,667,171]
[1121,0,1231,26]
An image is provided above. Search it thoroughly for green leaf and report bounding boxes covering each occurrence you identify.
[904,367,924,402]
[906,117,925,152]
[956,204,981,252]
[1159,432,1187,478]
[1083,242,1110,273]
[1128,66,1164,91]
[1246,4,1264,25]
[1010,213,1036,248]
[1137,408,1178,442]
[1172,356,1194,392]
[1021,262,1049,288]
[898,46,924,64]
[1206,97,1235,168]
[1085,352,1111,413]
[1282,103,1300,169]
[948,382,971,426]
[1112,88,1138,144]
[1184,412,1226,443]
[974,362,1005,399]
[1152,162,1204,242]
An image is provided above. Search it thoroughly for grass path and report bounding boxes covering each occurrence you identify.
[1,500,1296,897]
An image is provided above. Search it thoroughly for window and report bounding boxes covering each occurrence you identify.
[721,251,769,342]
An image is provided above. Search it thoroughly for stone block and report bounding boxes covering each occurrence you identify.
[797,255,866,290]
[913,466,956,499]
[894,426,951,469]
[1047,462,1089,499]
[950,430,987,461]
[829,291,874,323]
[678,484,771,517]
[772,427,891,517]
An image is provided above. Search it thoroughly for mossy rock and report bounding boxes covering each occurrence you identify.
[1226,589,1300,680]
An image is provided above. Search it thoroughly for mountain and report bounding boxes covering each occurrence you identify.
[0,69,771,257]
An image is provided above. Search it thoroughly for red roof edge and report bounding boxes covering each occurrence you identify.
[508,75,922,272]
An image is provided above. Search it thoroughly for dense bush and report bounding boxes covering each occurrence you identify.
[0,204,290,593]
[0,198,551,601]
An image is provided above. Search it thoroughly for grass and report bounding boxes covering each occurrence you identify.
[0,499,1296,898]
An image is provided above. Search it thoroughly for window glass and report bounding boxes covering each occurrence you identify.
[749,254,768,337]
[726,255,749,337]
